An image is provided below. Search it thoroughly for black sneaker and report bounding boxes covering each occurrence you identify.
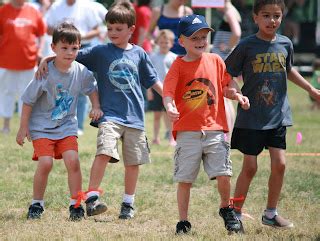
[119,202,134,219]
[219,206,242,233]
[27,203,44,219]
[85,195,107,216]
[176,220,192,234]
[69,204,85,221]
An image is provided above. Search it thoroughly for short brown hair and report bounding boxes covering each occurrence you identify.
[52,22,81,45]
[105,1,136,27]
[253,0,285,14]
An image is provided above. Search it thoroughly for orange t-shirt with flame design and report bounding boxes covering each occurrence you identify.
[163,53,231,137]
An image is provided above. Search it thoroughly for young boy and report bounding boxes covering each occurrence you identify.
[37,1,163,219]
[148,29,177,146]
[225,0,320,229]
[163,14,250,234]
[16,22,103,221]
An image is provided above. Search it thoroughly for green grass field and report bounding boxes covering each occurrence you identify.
[0,81,319,240]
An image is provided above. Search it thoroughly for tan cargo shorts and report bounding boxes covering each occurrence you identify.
[173,131,232,183]
[96,121,150,165]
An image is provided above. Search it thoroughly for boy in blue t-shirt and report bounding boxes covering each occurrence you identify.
[225,0,320,229]
[38,2,163,219]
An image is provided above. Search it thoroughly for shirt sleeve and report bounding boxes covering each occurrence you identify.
[21,77,45,106]
[286,40,294,73]
[225,41,245,77]
[216,55,232,88]
[76,46,98,72]
[81,68,98,95]
[138,51,159,89]
[163,59,179,98]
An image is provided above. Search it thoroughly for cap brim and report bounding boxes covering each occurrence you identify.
[184,27,214,37]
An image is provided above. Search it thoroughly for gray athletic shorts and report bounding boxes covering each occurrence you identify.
[96,121,150,165]
[173,131,232,183]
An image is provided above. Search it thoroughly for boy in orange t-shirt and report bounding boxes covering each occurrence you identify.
[163,14,250,234]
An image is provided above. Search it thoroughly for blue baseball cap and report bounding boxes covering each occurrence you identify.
[177,14,214,37]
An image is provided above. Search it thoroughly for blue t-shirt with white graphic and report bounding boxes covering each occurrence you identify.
[77,43,158,130]
[225,34,294,130]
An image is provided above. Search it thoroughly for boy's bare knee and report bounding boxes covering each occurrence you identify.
[38,159,53,174]
[243,166,257,178]
[95,154,111,163]
[272,162,286,174]
[216,175,230,183]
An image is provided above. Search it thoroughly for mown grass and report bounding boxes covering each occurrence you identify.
[0,81,319,240]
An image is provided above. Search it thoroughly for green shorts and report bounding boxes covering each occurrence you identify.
[96,121,150,165]
[173,131,232,183]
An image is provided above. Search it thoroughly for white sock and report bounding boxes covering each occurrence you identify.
[264,208,278,219]
[32,199,44,208]
[70,199,77,206]
[87,191,100,199]
[123,194,135,205]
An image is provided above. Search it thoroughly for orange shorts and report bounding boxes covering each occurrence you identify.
[32,136,78,161]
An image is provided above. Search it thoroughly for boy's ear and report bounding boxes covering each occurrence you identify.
[252,14,258,24]
[51,43,55,52]
[129,25,136,34]
[178,37,184,47]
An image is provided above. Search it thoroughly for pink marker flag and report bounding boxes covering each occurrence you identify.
[296,132,302,144]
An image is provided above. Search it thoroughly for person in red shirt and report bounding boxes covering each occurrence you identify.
[0,0,46,134]
[131,0,152,54]
[163,14,249,234]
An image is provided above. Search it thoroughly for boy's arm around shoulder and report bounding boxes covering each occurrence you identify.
[16,104,33,146]
[288,68,320,101]
[223,78,250,110]
[36,55,56,79]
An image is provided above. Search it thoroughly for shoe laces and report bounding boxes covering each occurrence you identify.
[225,208,237,222]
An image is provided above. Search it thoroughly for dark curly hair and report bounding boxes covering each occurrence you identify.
[253,0,285,14]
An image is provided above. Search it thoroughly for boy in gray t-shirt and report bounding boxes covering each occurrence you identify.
[225,0,320,230]
[16,23,103,221]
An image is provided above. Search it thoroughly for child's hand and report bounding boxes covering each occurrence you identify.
[309,87,320,102]
[223,86,237,99]
[89,108,103,121]
[35,59,49,79]
[16,127,31,146]
[166,106,180,122]
[235,93,250,110]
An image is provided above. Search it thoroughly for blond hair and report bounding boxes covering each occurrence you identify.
[155,29,175,44]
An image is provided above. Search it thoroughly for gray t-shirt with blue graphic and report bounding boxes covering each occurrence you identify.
[77,43,158,130]
[225,34,294,130]
[22,61,97,140]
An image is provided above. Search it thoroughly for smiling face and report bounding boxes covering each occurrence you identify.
[253,4,283,41]
[107,22,135,49]
[179,29,210,61]
[51,40,80,68]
